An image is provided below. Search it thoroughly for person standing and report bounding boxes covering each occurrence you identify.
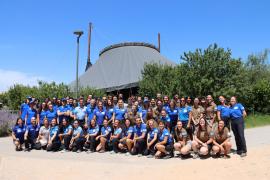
[229,96,247,157]
[37,102,47,126]
[74,98,87,126]
[19,97,30,123]
[25,100,37,126]
[217,96,231,130]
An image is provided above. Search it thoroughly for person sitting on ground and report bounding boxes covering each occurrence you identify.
[59,118,73,152]
[118,119,134,154]
[143,119,158,158]
[174,121,192,157]
[12,117,26,151]
[109,120,122,154]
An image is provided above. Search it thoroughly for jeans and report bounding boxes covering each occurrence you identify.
[231,117,247,153]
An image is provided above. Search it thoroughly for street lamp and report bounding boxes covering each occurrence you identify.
[73,30,83,99]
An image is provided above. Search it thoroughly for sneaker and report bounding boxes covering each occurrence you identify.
[110,151,116,154]
[125,152,131,156]
[163,155,172,159]
[99,150,105,153]
[137,154,143,157]
[147,154,154,158]
[24,148,30,152]
[193,153,199,159]
[60,149,66,153]
[77,150,82,153]
[240,153,247,157]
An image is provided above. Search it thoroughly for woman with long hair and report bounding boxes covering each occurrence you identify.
[217,96,231,130]
[192,118,213,159]
[96,119,112,153]
[178,97,192,129]
[84,119,99,152]
[46,104,57,124]
[106,99,115,125]
[118,119,134,154]
[59,118,73,152]
[37,118,50,150]
[174,121,192,156]
[212,120,232,158]
[37,102,47,126]
[166,100,178,133]
[47,118,61,152]
[69,120,85,153]
[12,117,26,151]
[155,121,174,159]
[109,119,122,154]
[143,119,158,158]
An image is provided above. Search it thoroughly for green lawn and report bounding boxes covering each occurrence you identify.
[245,114,270,128]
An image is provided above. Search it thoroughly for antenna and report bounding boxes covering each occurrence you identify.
[85,22,92,71]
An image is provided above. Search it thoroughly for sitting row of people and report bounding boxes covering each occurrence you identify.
[12,115,231,159]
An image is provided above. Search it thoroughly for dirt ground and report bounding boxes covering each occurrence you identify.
[0,126,270,180]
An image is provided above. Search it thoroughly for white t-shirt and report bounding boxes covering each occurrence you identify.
[39,126,50,146]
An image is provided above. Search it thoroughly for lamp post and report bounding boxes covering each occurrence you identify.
[73,30,83,99]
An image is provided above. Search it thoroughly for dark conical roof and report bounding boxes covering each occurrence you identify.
[70,42,175,92]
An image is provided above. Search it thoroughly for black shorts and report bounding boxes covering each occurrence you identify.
[165,144,174,152]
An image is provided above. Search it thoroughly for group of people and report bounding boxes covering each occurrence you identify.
[12,93,247,159]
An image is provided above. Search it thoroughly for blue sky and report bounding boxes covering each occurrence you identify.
[0,0,269,92]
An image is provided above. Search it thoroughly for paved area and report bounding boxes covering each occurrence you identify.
[0,126,270,180]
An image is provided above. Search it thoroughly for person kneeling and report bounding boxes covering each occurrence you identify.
[192,118,213,159]
[131,116,147,156]
[109,120,122,154]
[212,120,232,159]
[12,118,26,151]
[37,118,50,150]
[118,119,134,155]
[84,119,99,153]
[155,121,174,159]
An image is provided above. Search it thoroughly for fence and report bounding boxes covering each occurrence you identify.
[0,110,18,136]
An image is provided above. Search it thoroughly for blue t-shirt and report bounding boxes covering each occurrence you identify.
[230,103,245,119]
[57,105,70,123]
[101,126,112,140]
[86,105,96,122]
[217,105,231,119]
[26,108,37,125]
[122,126,134,138]
[158,128,173,145]
[46,109,57,123]
[49,126,59,141]
[160,115,170,123]
[148,128,158,141]
[133,123,147,137]
[163,103,169,110]
[13,125,26,140]
[106,107,114,120]
[114,107,127,121]
[88,125,99,135]
[72,126,83,137]
[39,110,47,125]
[94,108,106,125]
[166,108,178,122]
[141,109,147,121]
[113,127,122,136]
[20,103,29,120]
[26,124,40,139]
[178,106,192,122]
[63,125,73,135]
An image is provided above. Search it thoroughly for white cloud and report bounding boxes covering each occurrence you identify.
[0,69,48,92]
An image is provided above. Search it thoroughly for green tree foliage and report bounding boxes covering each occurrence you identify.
[139,44,270,113]
[0,81,105,110]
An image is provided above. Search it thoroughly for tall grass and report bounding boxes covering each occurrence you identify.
[245,114,270,128]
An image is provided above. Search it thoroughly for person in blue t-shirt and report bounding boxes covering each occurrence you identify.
[96,119,112,153]
[105,99,115,124]
[24,117,40,151]
[109,120,122,153]
[37,102,47,126]
[46,118,61,152]
[160,110,171,131]
[93,101,107,127]
[86,99,96,125]
[25,101,37,126]
[113,99,127,124]
[46,104,57,124]
[217,96,231,130]
[12,118,26,151]
[178,98,192,128]
[20,97,30,121]
[166,100,179,132]
[57,99,70,125]
[131,116,147,156]
[118,119,134,153]
[69,120,85,153]
[155,121,174,159]
[59,118,73,152]
[143,119,158,157]
[84,119,99,152]
[229,96,247,157]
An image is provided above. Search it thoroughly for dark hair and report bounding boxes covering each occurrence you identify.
[15,117,23,125]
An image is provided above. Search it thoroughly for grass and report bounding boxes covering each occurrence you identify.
[245,114,270,128]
